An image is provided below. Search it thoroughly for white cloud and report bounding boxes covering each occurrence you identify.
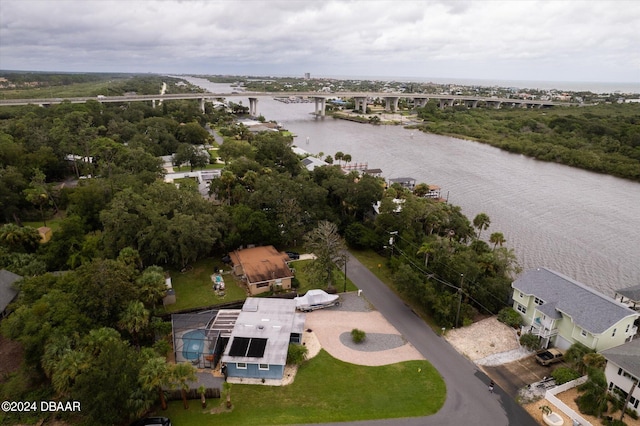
[1,0,638,82]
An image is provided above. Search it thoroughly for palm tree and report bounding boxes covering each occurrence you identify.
[583,353,606,370]
[577,368,609,418]
[473,213,491,240]
[489,232,506,250]
[118,301,149,349]
[334,151,344,166]
[565,342,595,375]
[223,381,232,408]
[171,363,197,410]
[51,349,91,396]
[417,240,436,269]
[139,355,171,410]
[343,153,352,166]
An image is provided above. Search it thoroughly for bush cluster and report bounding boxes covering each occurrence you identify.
[351,328,366,344]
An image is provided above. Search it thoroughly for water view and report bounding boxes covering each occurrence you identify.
[186,76,640,297]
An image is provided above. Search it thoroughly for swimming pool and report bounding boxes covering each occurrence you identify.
[182,329,206,361]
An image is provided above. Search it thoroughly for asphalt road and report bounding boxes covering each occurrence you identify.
[315,254,538,426]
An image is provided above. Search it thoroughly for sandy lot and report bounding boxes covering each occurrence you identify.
[444,316,522,361]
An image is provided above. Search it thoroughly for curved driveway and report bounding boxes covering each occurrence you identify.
[313,254,537,426]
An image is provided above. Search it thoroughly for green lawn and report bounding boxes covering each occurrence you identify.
[162,258,247,313]
[290,259,358,294]
[162,350,445,425]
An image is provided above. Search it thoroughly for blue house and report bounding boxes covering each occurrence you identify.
[221,297,305,384]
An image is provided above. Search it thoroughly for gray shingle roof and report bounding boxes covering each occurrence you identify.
[601,339,640,378]
[512,268,638,334]
[0,269,21,314]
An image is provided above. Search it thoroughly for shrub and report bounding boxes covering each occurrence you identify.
[552,367,581,385]
[351,328,366,344]
[286,343,308,365]
[497,308,523,328]
[519,333,540,351]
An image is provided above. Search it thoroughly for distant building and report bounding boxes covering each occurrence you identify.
[388,177,416,190]
[304,73,311,80]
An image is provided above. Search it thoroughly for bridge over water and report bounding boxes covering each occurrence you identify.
[0,91,566,116]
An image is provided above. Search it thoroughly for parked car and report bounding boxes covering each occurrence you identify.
[286,251,300,260]
[131,417,171,426]
[535,348,564,366]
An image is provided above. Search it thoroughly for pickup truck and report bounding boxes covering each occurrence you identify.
[535,348,564,366]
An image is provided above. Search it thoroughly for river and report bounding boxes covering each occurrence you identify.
[182,76,640,297]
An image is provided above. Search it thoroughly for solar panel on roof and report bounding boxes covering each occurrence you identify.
[228,336,268,357]
[247,338,267,357]
[229,337,250,356]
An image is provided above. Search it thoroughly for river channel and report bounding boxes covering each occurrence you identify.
[183,76,640,296]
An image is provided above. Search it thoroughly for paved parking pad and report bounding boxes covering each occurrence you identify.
[482,357,564,396]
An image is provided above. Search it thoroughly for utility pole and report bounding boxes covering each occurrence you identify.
[389,231,398,257]
[343,254,348,293]
[455,274,464,328]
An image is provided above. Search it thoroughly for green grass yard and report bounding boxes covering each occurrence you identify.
[162,258,247,313]
[163,350,445,425]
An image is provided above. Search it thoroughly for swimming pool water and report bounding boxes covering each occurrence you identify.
[182,329,206,360]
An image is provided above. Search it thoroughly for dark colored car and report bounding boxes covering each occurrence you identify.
[131,417,171,426]
[286,251,300,260]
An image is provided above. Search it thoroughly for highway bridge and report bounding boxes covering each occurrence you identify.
[0,91,567,116]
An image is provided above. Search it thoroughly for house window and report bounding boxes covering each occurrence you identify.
[516,303,527,314]
[618,368,623,376]
[259,364,269,370]
[534,297,544,305]
[626,324,630,333]
[581,329,587,337]
[519,292,524,298]
[236,362,247,369]
[256,282,269,288]
[612,328,617,337]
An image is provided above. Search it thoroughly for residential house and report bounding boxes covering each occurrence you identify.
[615,284,640,311]
[512,268,639,351]
[221,297,305,383]
[0,269,21,318]
[388,177,416,191]
[229,246,294,296]
[601,339,640,413]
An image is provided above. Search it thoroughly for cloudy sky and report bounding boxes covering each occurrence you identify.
[1,0,639,84]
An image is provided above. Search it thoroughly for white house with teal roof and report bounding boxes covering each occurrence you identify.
[512,268,639,351]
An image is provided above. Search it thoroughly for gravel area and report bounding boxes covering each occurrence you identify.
[339,332,406,352]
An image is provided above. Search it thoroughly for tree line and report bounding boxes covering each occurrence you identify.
[415,102,640,182]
